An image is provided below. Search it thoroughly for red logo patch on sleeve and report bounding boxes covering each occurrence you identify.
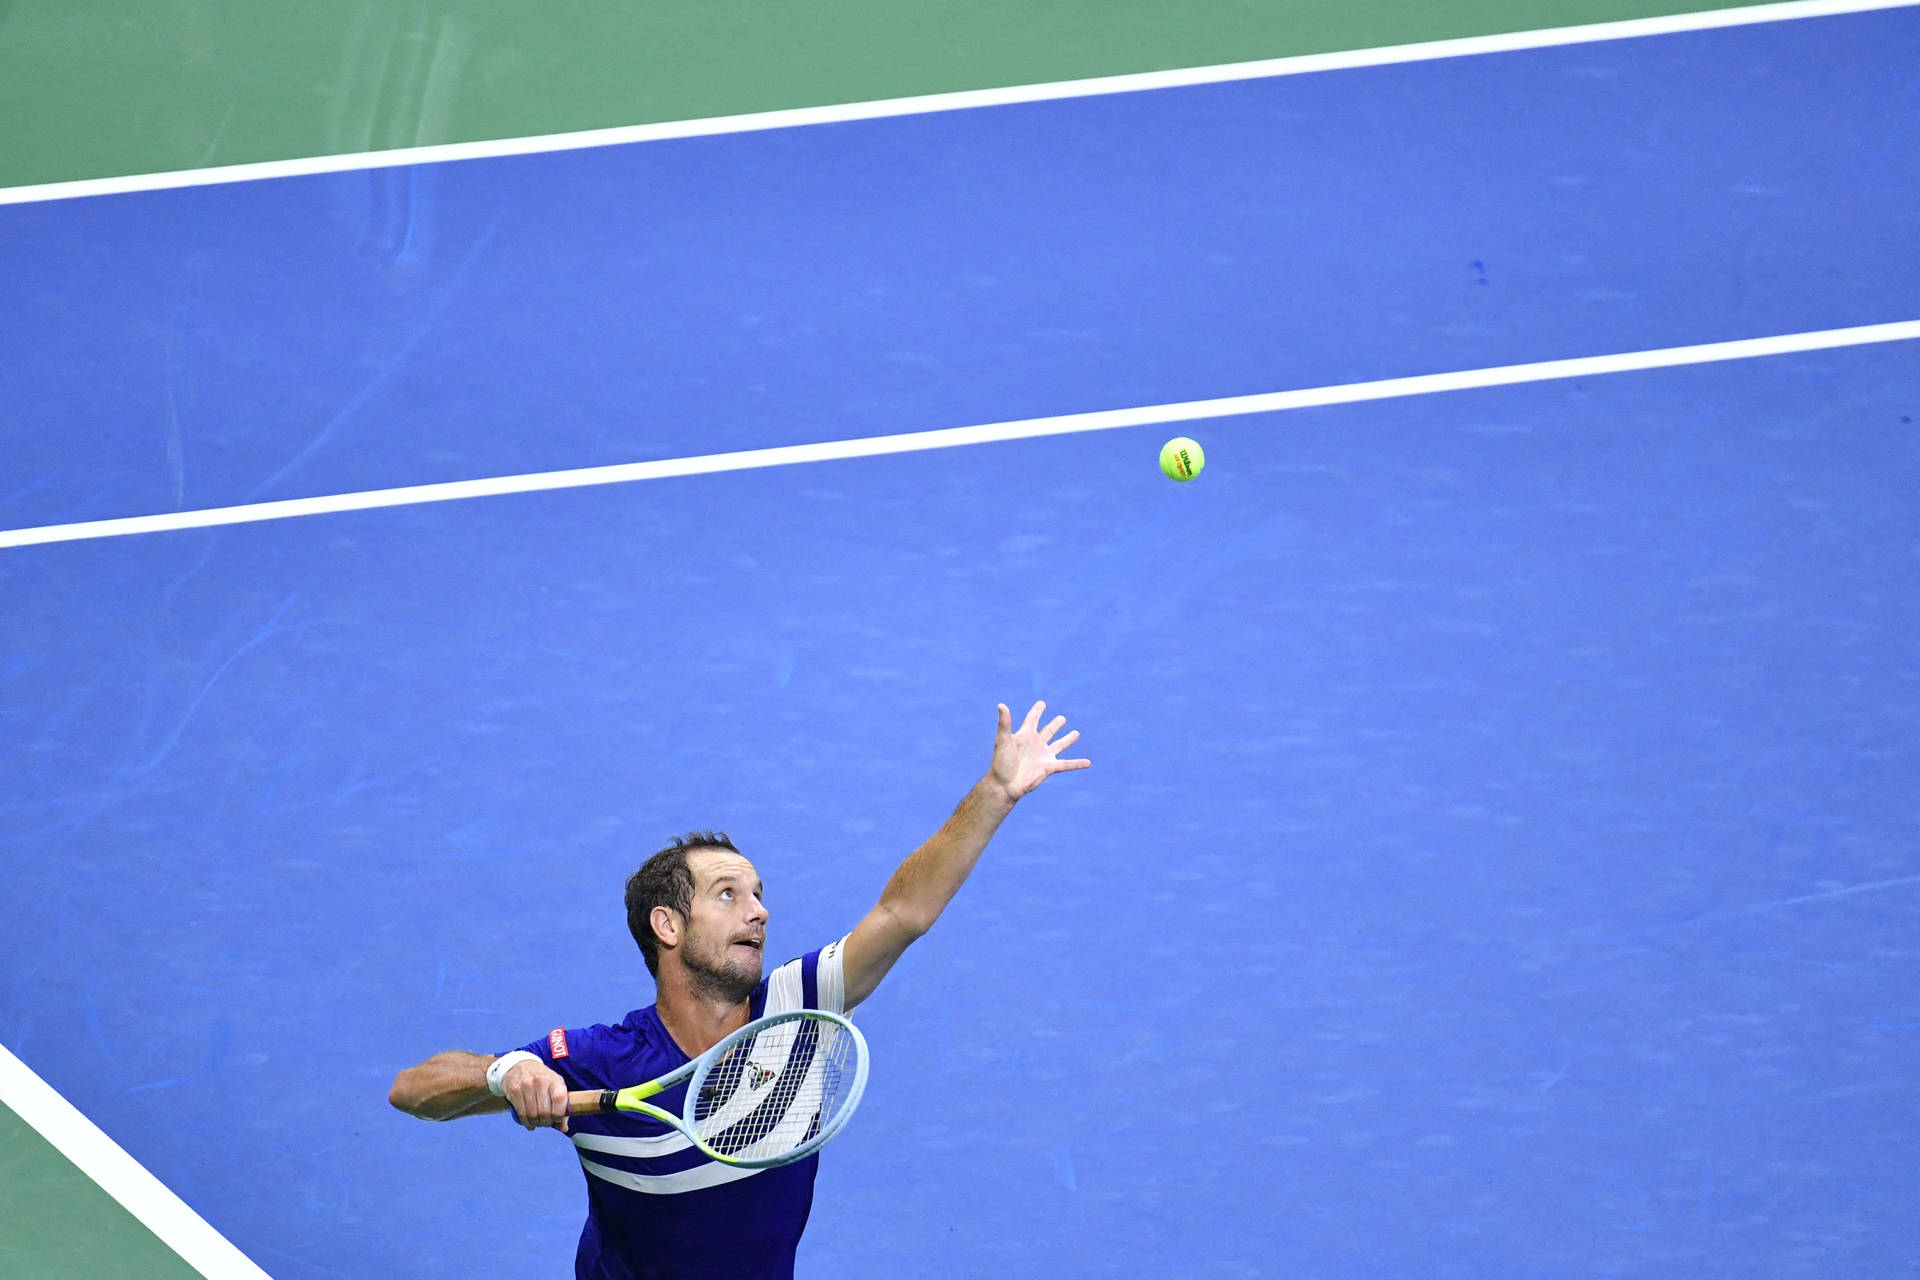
[548,1028,570,1059]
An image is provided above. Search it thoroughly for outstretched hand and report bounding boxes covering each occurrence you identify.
[989,701,1091,803]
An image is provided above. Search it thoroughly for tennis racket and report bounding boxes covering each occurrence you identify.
[563,1008,868,1169]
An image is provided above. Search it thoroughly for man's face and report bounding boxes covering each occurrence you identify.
[677,848,769,1003]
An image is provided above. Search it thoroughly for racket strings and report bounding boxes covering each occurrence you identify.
[691,1016,857,1159]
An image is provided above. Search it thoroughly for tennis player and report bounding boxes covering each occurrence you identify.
[388,701,1088,1280]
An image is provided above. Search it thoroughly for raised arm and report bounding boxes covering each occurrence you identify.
[389,1050,572,1131]
[841,701,1088,1010]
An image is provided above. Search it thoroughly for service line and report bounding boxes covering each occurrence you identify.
[4,319,1916,551]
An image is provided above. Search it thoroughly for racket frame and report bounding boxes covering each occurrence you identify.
[568,1007,868,1169]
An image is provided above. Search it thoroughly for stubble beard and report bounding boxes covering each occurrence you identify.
[684,936,762,1004]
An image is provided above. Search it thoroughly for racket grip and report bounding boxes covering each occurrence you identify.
[567,1089,618,1116]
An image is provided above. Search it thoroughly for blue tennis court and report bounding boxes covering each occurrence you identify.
[3,6,1917,1278]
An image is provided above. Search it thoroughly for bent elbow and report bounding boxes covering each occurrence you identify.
[388,1073,421,1116]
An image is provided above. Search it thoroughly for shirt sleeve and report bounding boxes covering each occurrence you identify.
[817,935,848,1015]
[501,1024,608,1090]
[764,938,851,1016]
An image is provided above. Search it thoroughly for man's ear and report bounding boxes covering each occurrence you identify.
[650,905,683,953]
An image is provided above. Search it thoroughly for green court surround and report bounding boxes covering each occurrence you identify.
[2,0,1780,188]
[0,1103,202,1278]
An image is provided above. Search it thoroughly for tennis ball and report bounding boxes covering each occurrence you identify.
[1159,436,1205,481]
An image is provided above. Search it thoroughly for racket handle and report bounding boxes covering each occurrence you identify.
[567,1089,618,1116]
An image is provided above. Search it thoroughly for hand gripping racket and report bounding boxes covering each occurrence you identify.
[565,1008,869,1169]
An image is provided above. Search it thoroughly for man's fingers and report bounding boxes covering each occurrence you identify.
[997,703,1012,735]
[532,1082,567,1129]
[1050,728,1080,754]
[1049,757,1092,773]
[1041,715,1068,743]
[507,1066,572,1131]
[1022,700,1045,733]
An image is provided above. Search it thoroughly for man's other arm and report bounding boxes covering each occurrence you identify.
[841,701,1088,1010]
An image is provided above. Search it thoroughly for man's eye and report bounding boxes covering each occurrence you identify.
[720,889,733,900]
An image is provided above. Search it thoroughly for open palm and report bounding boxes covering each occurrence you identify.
[990,701,1091,801]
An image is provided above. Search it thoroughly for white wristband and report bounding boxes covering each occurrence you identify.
[487,1051,539,1096]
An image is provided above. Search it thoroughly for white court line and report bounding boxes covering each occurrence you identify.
[2,0,1916,206]
[4,319,1916,551]
[0,1044,274,1279]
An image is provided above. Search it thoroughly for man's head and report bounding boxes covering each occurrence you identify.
[625,831,768,1002]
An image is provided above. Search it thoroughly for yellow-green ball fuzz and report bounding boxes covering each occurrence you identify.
[1160,436,1205,481]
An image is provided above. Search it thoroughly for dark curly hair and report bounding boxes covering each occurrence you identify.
[625,831,740,977]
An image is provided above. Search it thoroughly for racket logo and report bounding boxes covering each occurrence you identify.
[548,1028,570,1059]
[695,1060,776,1106]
